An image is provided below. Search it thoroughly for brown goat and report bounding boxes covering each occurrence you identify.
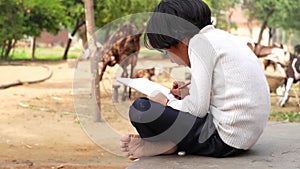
[99,24,144,100]
[248,43,290,71]
[133,67,156,80]
[253,43,284,58]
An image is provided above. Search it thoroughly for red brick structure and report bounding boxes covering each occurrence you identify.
[36,30,69,47]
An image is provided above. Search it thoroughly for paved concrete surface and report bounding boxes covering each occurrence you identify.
[127,122,300,169]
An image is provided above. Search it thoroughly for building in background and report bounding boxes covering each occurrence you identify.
[36,30,69,48]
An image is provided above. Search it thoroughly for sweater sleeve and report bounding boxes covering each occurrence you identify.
[168,35,216,117]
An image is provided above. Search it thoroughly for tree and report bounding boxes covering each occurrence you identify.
[62,0,86,60]
[271,0,300,45]
[243,0,300,45]
[94,0,159,40]
[84,0,102,122]
[0,0,24,59]
[22,0,65,59]
[280,0,300,33]
[61,0,160,59]
[0,0,65,60]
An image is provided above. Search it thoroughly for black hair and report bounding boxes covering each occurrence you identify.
[145,0,212,50]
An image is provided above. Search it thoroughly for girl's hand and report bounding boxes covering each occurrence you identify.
[148,92,168,105]
[170,81,190,100]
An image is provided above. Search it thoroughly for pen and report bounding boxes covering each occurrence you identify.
[178,80,191,89]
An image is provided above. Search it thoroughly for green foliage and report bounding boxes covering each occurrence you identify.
[209,0,240,30]
[269,111,300,122]
[244,0,300,35]
[94,0,160,28]
[0,0,24,59]
[0,1,23,40]
[0,0,66,59]
[277,0,300,33]
[61,0,85,30]
[23,0,66,36]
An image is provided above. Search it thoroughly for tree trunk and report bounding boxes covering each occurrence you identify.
[4,39,13,59]
[268,27,272,45]
[11,39,17,57]
[1,43,5,59]
[31,37,36,60]
[257,10,274,45]
[62,21,85,60]
[84,0,101,122]
[257,20,268,45]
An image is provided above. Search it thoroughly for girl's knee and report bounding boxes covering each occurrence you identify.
[131,97,151,112]
[129,97,164,124]
[129,97,151,123]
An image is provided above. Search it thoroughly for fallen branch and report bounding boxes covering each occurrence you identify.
[0,64,52,89]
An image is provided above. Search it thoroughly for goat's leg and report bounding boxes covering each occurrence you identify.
[127,63,135,100]
[121,67,129,101]
[129,53,138,99]
[128,56,137,100]
[276,84,286,105]
[280,78,294,107]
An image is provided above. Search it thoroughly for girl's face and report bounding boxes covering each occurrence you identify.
[165,40,190,67]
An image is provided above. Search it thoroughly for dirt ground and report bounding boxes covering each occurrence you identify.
[0,60,135,169]
[0,56,299,169]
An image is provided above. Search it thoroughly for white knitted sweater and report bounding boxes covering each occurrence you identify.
[168,25,270,150]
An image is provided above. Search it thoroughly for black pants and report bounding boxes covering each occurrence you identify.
[129,97,245,158]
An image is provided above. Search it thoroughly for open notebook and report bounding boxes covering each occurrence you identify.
[116,78,178,101]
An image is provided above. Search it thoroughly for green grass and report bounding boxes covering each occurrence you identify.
[3,47,161,61]
[269,111,300,122]
[4,47,81,60]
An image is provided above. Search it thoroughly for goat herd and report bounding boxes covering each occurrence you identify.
[96,23,300,107]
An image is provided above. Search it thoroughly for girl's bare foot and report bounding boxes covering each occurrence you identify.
[120,134,177,160]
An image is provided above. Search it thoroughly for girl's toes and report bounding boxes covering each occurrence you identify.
[120,147,128,152]
[122,152,130,158]
[120,142,128,149]
[120,134,131,142]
